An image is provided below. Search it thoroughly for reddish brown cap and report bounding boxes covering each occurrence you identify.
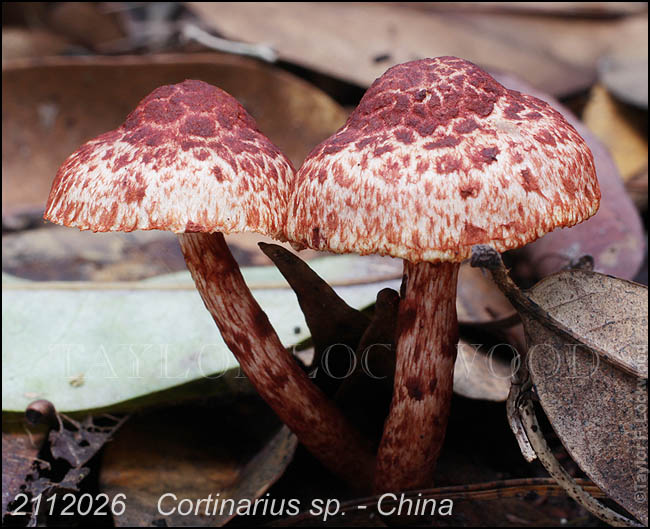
[288,57,600,262]
[45,80,293,238]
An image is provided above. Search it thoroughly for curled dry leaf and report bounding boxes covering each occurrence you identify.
[2,53,347,217]
[491,71,646,281]
[99,398,297,527]
[524,271,648,525]
[471,246,648,525]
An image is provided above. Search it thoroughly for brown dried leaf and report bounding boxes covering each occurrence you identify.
[492,72,646,281]
[2,53,347,216]
[523,271,648,525]
[188,2,597,97]
[99,398,297,527]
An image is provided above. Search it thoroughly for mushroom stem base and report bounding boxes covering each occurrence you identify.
[178,232,375,488]
[375,260,459,492]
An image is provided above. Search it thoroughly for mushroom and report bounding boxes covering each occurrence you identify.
[44,79,374,485]
[287,57,600,492]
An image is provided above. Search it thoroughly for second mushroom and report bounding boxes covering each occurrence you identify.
[287,57,600,492]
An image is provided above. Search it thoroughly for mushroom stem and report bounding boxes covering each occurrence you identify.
[178,232,375,487]
[375,260,460,492]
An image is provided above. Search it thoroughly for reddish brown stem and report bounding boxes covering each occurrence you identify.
[178,232,375,487]
[375,260,460,492]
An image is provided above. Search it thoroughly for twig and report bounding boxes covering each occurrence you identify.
[179,23,278,62]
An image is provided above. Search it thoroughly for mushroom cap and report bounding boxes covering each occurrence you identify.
[288,57,600,263]
[45,80,293,238]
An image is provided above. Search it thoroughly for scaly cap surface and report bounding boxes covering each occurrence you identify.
[45,80,293,238]
[288,57,600,262]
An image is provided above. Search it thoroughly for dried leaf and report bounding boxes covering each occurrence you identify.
[99,398,297,527]
[527,270,648,377]
[334,288,399,444]
[188,2,597,97]
[517,397,644,527]
[1,224,325,282]
[492,72,646,281]
[2,53,347,216]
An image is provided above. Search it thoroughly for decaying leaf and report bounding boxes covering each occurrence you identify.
[99,397,297,527]
[2,53,347,217]
[3,405,127,525]
[492,71,646,281]
[48,414,129,469]
[1,422,46,519]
